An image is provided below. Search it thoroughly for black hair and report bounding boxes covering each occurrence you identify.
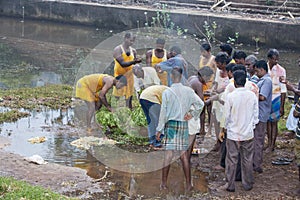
[201,43,211,52]
[220,43,233,56]
[170,46,182,54]
[115,75,127,85]
[156,38,165,45]
[225,63,236,73]
[267,48,279,58]
[254,60,268,72]
[198,66,214,78]
[232,64,246,73]
[215,52,230,64]
[233,50,247,60]
[171,66,183,78]
[124,32,133,39]
[233,70,246,87]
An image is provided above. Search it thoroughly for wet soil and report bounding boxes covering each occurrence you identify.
[0,129,299,199]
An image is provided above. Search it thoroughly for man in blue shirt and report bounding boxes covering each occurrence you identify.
[155,46,188,86]
[253,60,273,173]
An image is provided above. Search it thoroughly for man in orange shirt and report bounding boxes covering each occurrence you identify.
[76,74,127,131]
[113,32,142,109]
[146,38,168,85]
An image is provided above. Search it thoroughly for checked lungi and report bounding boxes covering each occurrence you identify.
[163,120,189,151]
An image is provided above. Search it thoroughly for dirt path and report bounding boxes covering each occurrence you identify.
[0,137,110,199]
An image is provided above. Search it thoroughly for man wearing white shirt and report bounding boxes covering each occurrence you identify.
[133,65,161,95]
[224,70,259,192]
[156,67,203,192]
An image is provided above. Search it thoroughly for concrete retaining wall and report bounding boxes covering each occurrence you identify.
[0,0,299,49]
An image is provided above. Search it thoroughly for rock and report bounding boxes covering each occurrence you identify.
[25,155,48,165]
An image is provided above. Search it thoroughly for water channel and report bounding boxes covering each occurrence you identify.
[0,16,299,197]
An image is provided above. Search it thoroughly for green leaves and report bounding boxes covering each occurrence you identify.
[95,104,148,146]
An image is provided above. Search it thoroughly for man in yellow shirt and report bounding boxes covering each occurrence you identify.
[146,38,168,85]
[112,32,142,109]
[76,74,127,131]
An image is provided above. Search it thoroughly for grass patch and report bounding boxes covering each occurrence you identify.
[0,177,76,200]
[0,109,30,124]
[0,84,73,110]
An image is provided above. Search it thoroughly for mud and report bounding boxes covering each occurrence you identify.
[0,129,299,199]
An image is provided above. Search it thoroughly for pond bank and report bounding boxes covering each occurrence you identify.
[0,0,299,49]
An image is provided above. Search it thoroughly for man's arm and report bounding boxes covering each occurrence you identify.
[145,50,152,66]
[286,82,300,96]
[191,81,204,101]
[280,91,286,117]
[113,46,141,68]
[99,78,114,112]
[156,58,175,73]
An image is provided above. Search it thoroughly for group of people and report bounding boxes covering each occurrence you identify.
[74,31,300,193]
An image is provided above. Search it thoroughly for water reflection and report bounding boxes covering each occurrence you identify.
[76,151,208,198]
[0,107,208,197]
[0,107,81,165]
[0,16,111,48]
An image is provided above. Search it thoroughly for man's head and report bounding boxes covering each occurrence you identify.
[169,46,182,57]
[267,48,279,67]
[233,50,247,65]
[220,43,233,57]
[171,67,183,83]
[115,75,127,89]
[215,52,229,70]
[254,60,268,78]
[233,70,247,88]
[124,32,136,47]
[232,64,247,74]
[155,38,165,51]
[200,43,211,57]
[245,55,258,76]
[197,66,214,83]
[132,64,144,79]
[225,63,236,79]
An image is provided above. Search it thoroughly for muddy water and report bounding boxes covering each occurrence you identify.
[0,106,208,197]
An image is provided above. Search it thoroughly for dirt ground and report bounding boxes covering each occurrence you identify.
[0,130,300,199]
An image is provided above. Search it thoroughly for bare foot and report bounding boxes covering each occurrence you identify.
[265,147,274,153]
[185,185,194,196]
[160,184,168,191]
[214,165,225,171]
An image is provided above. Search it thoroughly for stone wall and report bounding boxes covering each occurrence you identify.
[0,0,299,49]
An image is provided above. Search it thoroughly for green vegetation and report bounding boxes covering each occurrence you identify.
[0,43,39,88]
[148,3,188,36]
[96,101,148,146]
[252,36,260,52]
[278,99,293,134]
[0,109,30,124]
[0,177,75,200]
[227,32,239,46]
[0,84,73,110]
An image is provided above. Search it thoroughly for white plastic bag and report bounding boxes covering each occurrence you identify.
[286,104,298,132]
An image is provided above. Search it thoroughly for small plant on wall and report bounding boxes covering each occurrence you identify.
[252,36,260,54]
[148,3,188,36]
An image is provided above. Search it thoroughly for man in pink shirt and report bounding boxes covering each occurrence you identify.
[266,49,287,152]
